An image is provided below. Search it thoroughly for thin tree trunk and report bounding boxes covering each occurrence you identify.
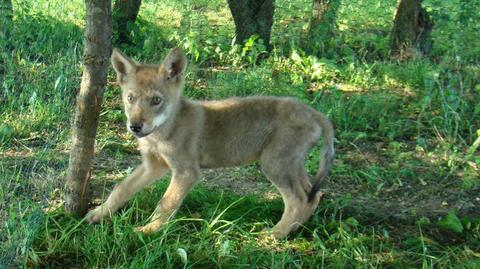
[113,0,141,44]
[390,0,433,59]
[305,0,341,57]
[64,0,112,215]
[227,0,275,50]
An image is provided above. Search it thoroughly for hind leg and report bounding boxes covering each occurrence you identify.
[271,184,306,238]
[261,153,314,238]
[273,174,322,237]
[295,168,322,226]
[259,122,324,238]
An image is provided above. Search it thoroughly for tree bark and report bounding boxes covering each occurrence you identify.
[390,0,433,59]
[113,0,141,44]
[0,0,13,44]
[305,0,341,57]
[64,0,112,215]
[227,0,275,50]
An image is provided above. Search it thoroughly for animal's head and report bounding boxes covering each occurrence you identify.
[111,48,187,138]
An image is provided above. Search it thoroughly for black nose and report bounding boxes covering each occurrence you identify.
[130,123,143,133]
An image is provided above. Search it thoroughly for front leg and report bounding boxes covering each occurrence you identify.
[86,156,169,223]
[136,167,199,234]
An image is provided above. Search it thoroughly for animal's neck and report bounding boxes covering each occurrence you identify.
[153,96,189,139]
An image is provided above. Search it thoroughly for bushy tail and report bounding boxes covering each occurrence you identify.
[308,114,335,202]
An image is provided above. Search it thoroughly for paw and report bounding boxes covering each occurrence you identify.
[134,220,164,235]
[259,227,287,240]
[85,206,106,224]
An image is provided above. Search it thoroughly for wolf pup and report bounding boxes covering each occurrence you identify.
[86,48,335,239]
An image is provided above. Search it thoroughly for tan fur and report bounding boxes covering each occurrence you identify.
[86,48,335,239]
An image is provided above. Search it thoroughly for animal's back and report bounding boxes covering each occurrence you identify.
[197,96,322,168]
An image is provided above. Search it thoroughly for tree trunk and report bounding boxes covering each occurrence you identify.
[0,0,13,44]
[390,0,433,59]
[305,0,341,57]
[113,0,141,44]
[64,0,112,215]
[227,0,275,50]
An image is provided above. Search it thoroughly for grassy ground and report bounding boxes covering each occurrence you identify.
[1,0,479,268]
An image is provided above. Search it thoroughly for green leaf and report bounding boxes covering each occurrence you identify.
[437,210,463,233]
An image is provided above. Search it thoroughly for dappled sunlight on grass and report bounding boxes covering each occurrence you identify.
[140,2,183,29]
[338,0,396,32]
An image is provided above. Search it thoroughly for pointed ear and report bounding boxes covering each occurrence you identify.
[111,48,136,82]
[161,48,187,82]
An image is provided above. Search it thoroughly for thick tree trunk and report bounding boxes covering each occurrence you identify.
[113,0,141,44]
[0,0,13,43]
[64,0,112,215]
[305,0,341,56]
[227,0,275,50]
[390,0,433,59]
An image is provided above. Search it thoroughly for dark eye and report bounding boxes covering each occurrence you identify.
[127,95,134,104]
[151,96,163,106]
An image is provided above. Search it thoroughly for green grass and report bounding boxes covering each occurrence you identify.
[1,0,479,268]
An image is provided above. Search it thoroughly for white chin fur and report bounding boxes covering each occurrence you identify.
[152,106,170,128]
